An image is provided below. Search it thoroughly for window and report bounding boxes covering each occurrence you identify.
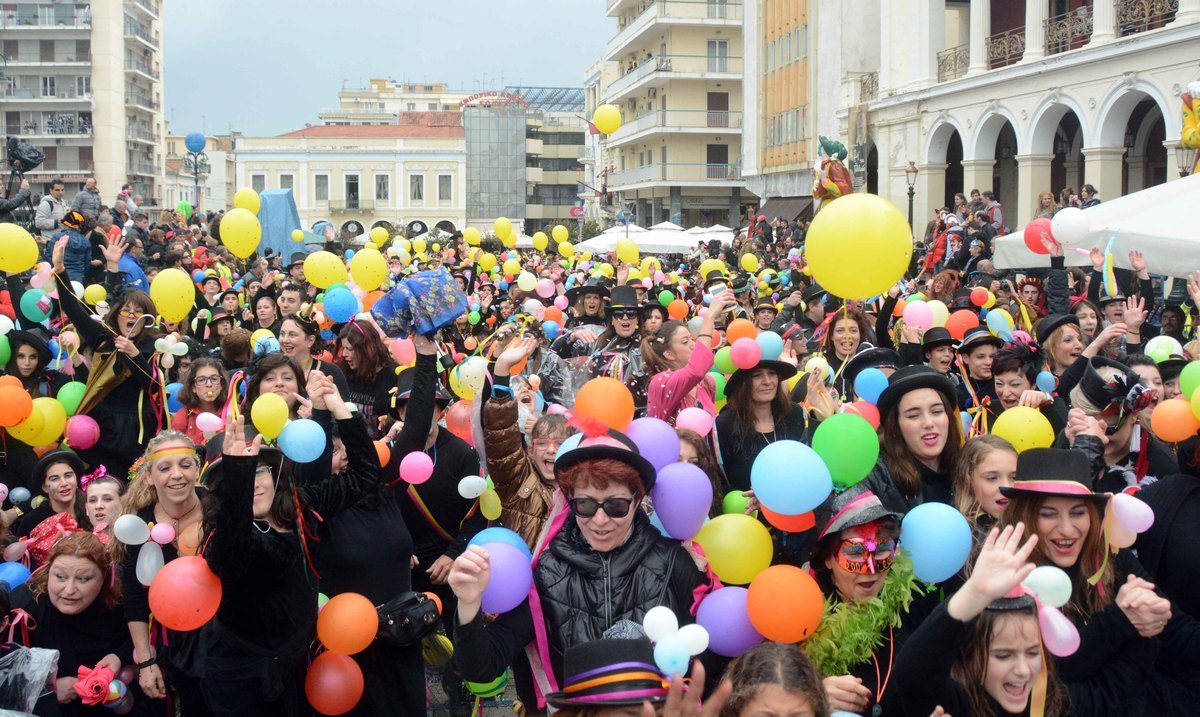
[251,174,265,193]
[375,174,389,203]
[314,174,329,201]
[345,175,359,208]
[437,174,452,202]
[801,25,808,57]
[707,40,728,72]
[279,174,294,190]
[40,76,55,97]
[74,76,89,97]
[428,103,437,110]
[409,174,424,202]
[406,103,416,110]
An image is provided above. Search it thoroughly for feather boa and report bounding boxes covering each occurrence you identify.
[803,555,925,677]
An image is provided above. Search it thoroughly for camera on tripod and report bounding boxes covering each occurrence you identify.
[3,136,46,231]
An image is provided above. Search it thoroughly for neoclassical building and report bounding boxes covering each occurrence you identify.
[829,0,1200,230]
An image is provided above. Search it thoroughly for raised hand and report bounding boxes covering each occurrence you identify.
[1122,296,1147,332]
[1127,250,1147,276]
[100,235,127,267]
[949,523,1037,620]
[223,414,263,457]
[52,236,68,274]
[447,545,492,624]
[496,336,539,376]
[647,660,732,717]
[1089,247,1104,271]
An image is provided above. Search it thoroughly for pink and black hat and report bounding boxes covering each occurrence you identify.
[545,638,670,708]
[999,448,1107,504]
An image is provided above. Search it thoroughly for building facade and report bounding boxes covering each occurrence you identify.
[0,0,165,204]
[600,0,756,227]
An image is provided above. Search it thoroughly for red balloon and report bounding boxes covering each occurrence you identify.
[445,400,474,444]
[1023,218,1053,255]
[760,506,816,533]
[970,287,989,307]
[148,556,222,631]
[305,652,364,715]
[845,401,880,429]
[945,310,981,341]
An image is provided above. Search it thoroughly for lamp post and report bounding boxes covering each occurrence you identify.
[1176,145,1196,178]
[184,132,208,212]
[905,161,919,233]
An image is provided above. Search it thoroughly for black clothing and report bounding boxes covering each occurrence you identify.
[1136,474,1200,619]
[13,502,58,539]
[341,362,397,441]
[715,406,809,492]
[862,459,953,514]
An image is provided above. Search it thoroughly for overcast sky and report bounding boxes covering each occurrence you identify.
[162,0,609,137]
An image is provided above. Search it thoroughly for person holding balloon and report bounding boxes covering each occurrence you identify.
[986,339,1068,435]
[169,357,228,445]
[643,288,736,425]
[242,353,308,423]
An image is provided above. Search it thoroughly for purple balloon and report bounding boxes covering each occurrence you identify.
[480,542,533,614]
[650,462,714,540]
[697,587,764,657]
[626,417,681,472]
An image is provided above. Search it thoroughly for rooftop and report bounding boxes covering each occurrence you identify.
[280,112,463,139]
[503,86,586,112]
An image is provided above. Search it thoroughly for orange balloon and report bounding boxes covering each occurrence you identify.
[374,440,391,467]
[747,565,824,642]
[0,375,21,389]
[424,591,443,614]
[362,291,384,311]
[759,506,816,533]
[33,443,59,458]
[317,593,377,655]
[305,651,364,716]
[148,556,222,631]
[543,307,564,324]
[0,385,33,427]
[893,298,907,318]
[176,524,202,556]
[574,377,634,431]
[726,318,757,344]
[1151,398,1200,442]
[445,400,474,444]
[945,310,980,341]
[667,299,688,320]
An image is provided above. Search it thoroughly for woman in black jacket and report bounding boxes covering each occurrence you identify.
[332,318,397,440]
[446,427,706,713]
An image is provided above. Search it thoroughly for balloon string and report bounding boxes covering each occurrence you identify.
[1087,497,1114,587]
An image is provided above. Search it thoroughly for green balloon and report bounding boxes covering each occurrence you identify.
[468,311,481,325]
[710,371,728,401]
[0,335,9,365]
[57,381,87,416]
[19,289,48,323]
[658,290,674,307]
[1180,361,1200,400]
[812,413,880,489]
[722,490,752,515]
[714,347,735,375]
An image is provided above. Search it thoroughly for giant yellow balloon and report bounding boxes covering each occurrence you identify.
[251,393,289,440]
[220,207,261,259]
[593,104,622,135]
[150,268,196,322]
[551,225,569,244]
[464,227,481,246]
[695,513,774,585]
[349,248,388,290]
[0,223,39,274]
[479,253,497,272]
[233,187,261,214]
[493,217,513,240]
[532,232,548,252]
[804,193,912,300]
[303,251,348,289]
[616,238,639,265]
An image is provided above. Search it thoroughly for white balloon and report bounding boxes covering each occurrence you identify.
[1021,565,1072,609]
[459,357,488,392]
[70,280,84,299]
[642,605,679,643]
[805,356,831,382]
[1144,335,1183,358]
[112,514,151,546]
[676,624,710,656]
[136,541,165,586]
[0,315,12,335]
[1050,207,1090,247]
[458,475,487,500]
[160,353,175,369]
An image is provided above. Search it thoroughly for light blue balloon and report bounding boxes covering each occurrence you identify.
[469,527,533,560]
[345,249,355,260]
[960,411,972,436]
[323,288,358,323]
[750,440,832,515]
[649,511,668,536]
[756,331,784,361]
[542,321,561,340]
[901,503,972,583]
[278,419,326,463]
[0,561,31,588]
[554,433,584,462]
[1036,371,1057,394]
[534,391,545,412]
[653,636,690,676]
[9,487,31,504]
[702,294,712,305]
[854,368,888,404]
[985,310,1009,337]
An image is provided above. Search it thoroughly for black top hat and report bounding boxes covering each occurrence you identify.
[32,450,86,492]
[725,359,798,396]
[1158,354,1189,381]
[7,330,51,364]
[730,273,752,294]
[813,484,902,541]
[801,284,827,306]
[544,639,669,708]
[703,269,729,292]
[201,274,221,288]
[958,325,1003,354]
[999,448,1107,504]
[1034,314,1079,343]
[608,285,640,310]
[921,327,957,350]
[288,252,307,268]
[208,309,235,326]
[842,344,901,386]
[1097,292,1127,306]
[753,299,779,314]
[565,278,611,304]
[876,365,958,418]
[554,429,657,492]
[392,366,451,413]
[950,289,975,311]
[219,288,241,304]
[1077,357,1143,412]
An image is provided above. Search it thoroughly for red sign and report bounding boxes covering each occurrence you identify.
[569,206,585,218]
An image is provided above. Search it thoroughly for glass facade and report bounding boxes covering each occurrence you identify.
[465,105,527,224]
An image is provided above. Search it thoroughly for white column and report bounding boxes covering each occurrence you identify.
[967,0,991,75]
[1082,146,1126,200]
[918,163,948,226]
[915,0,944,85]
[1015,154,1053,227]
[962,159,996,196]
[1023,0,1048,62]
[1172,0,1200,24]
[1087,0,1116,46]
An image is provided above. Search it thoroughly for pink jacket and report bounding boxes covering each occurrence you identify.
[646,341,715,425]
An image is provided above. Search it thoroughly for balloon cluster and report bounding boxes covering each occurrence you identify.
[113,514,177,586]
[249,394,328,463]
[153,333,190,370]
[642,606,709,677]
[309,592,374,714]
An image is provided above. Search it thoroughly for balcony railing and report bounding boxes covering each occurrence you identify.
[611,109,743,142]
[1117,0,1178,36]
[1045,6,1092,55]
[987,26,1025,69]
[127,127,160,142]
[123,20,159,48]
[125,0,162,18]
[28,161,95,173]
[3,88,91,100]
[330,199,376,211]
[578,147,596,162]
[609,162,742,186]
[0,13,91,28]
[25,116,92,135]
[608,54,743,97]
[3,53,91,64]
[130,161,157,175]
[937,43,970,82]
[125,94,160,110]
[609,1,743,56]
[859,71,879,102]
[125,58,161,80]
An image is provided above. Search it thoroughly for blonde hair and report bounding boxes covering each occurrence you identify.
[1044,324,1083,374]
[952,434,1017,523]
[123,430,198,515]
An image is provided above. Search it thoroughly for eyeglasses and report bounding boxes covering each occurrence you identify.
[531,438,566,451]
[254,465,274,479]
[193,375,222,386]
[836,538,897,575]
[611,309,639,320]
[118,308,139,318]
[568,496,634,519]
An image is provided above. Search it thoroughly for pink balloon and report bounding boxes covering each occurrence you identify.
[1111,493,1154,533]
[677,407,715,437]
[730,337,762,370]
[553,295,569,310]
[655,271,666,283]
[0,483,8,504]
[64,415,100,450]
[3,541,25,562]
[400,451,434,484]
[391,338,416,366]
[150,522,176,545]
[536,279,555,298]
[29,274,45,289]
[641,278,653,289]
[902,301,933,332]
[1039,604,1080,656]
[196,412,224,433]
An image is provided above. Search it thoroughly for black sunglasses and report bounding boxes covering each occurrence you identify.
[568,497,634,519]
[611,309,639,320]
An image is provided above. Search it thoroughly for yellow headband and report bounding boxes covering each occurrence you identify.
[148,446,195,462]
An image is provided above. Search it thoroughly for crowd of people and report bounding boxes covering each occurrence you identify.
[0,178,1195,717]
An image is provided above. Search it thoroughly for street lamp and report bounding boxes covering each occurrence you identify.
[184,132,208,212]
[1176,145,1196,178]
[905,161,919,232]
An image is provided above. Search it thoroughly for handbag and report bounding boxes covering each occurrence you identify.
[376,591,441,646]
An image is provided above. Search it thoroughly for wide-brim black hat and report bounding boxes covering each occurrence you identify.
[753,300,779,314]
[730,273,752,294]
[813,484,902,540]
[703,269,729,292]
[725,359,798,396]
[608,285,640,310]
[565,281,610,303]
[1158,354,1189,381]
[1097,292,1127,306]
[842,344,901,386]
[1034,313,1079,343]
[1077,356,1140,411]
[7,330,51,364]
[876,365,958,418]
[1000,449,1107,504]
[208,309,235,326]
[554,429,657,493]
[922,327,956,350]
[287,252,308,268]
[544,638,669,708]
[801,284,827,305]
[958,326,1003,354]
[33,450,86,488]
[392,366,451,416]
[950,289,975,311]
[219,288,241,304]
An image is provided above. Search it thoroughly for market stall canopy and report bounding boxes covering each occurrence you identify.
[993,174,1200,278]
[758,196,814,223]
[685,224,736,245]
[579,222,702,254]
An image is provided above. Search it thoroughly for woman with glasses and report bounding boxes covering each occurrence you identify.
[447,427,707,713]
[171,356,229,445]
[50,234,160,479]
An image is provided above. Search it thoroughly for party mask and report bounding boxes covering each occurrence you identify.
[836,537,897,575]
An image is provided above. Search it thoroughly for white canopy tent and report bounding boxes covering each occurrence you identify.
[685,224,737,246]
[993,174,1200,277]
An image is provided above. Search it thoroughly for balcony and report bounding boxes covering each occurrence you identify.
[26,161,95,174]
[330,199,375,211]
[609,162,742,189]
[125,0,161,19]
[608,108,742,148]
[123,19,159,49]
[125,94,160,111]
[3,52,91,65]
[130,161,158,176]
[987,26,1025,69]
[0,12,91,29]
[1044,6,1092,55]
[937,43,969,82]
[526,138,544,155]
[18,115,93,136]
[1117,0,1178,36]
[127,127,160,144]
[3,88,92,102]
[125,58,161,81]
[606,1,743,59]
[607,54,743,101]
[579,146,596,163]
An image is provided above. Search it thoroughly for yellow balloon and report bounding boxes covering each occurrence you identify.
[250,328,275,349]
[493,217,513,240]
[349,248,388,290]
[432,243,441,252]
[220,208,262,259]
[698,258,726,279]
[303,251,348,289]
[581,252,593,262]
[464,227,481,246]
[503,258,522,276]
[397,238,411,253]
[805,193,913,300]
[616,238,639,265]
[558,242,575,259]
[694,514,774,585]
[479,253,498,272]
[598,263,614,278]
[291,229,305,243]
[369,227,389,245]
[0,223,39,274]
[7,402,45,446]
[412,238,427,255]
[251,393,289,440]
[627,267,643,281]
[740,254,759,273]
[592,104,623,135]
[480,489,502,521]
[640,257,661,275]
[233,187,261,214]
[991,406,1055,453]
[551,225,569,244]
[30,397,66,446]
[532,232,549,252]
[501,232,517,249]
[448,365,476,400]
[927,299,949,327]
[150,268,196,322]
[517,272,537,293]
[83,284,107,305]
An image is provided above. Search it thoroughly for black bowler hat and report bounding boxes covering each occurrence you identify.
[876,365,957,418]
[608,285,640,311]
[565,277,611,304]
[958,325,1003,354]
[1034,314,1079,343]
[922,327,956,350]
[999,448,1107,504]
[703,269,729,292]
[725,358,798,396]
[842,344,901,386]
[544,638,669,708]
[554,429,657,492]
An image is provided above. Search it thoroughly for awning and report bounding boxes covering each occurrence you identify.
[758,196,814,222]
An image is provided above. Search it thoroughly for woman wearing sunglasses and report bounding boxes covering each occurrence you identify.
[447,427,707,713]
[51,234,161,480]
[170,356,228,445]
[586,285,648,414]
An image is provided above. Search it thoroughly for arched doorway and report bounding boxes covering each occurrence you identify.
[944,132,963,210]
[866,145,879,195]
[971,112,1019,209]
[1123,99,1166,193]
[992,123,1018,210]
[925,121,965,213]
[1049,113,1084,200]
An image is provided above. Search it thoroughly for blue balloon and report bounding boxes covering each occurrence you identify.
[0,561,31,589]
[541,320,561,340]
[854,367,889,404]
[702,294,712,305]
[277,418,326,463]
[166,382,183,413]
[345,249,355,260]
[554,433,584,462]
[499,280,510,291]
[471,302,481,312]
[750,440,832,515]
[323,288,358,323]
[9,487,30,504]
[534,390,545,412]
[901,503,972,583]
[960,411,972,436]
[469,527,533,560]
[320,329,335,341]
[1036,371,1057,394]
[756,331,784,361]
[649,511,668,536]
[654,636,691,676]
[191,270,206,284]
